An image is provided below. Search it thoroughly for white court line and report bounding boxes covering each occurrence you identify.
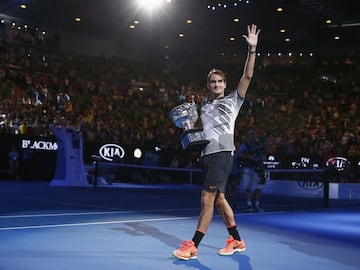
[0,211,285,232]
[0,208,200,219]
[0,215,198,231]
[0,211,133,219]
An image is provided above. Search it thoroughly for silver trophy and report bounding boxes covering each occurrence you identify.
[169,101,209,150]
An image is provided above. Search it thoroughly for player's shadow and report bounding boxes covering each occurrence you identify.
[172,258,213,270]
[231,254,253,270]
[111,222,219,250]
[172,254,252,270]
[111,222,182,248]
[112,222,252,270]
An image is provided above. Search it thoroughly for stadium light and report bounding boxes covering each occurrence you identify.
[134,148,143,159]
[137,0,164,11]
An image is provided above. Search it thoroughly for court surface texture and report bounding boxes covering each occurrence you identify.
[0,181,359,270]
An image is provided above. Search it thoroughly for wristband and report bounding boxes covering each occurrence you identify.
[248,50,256,54]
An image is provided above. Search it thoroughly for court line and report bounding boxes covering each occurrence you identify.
[0,215,198,231]
[0,208,200,219]
[0,211,123,219]
[0,212,286,231]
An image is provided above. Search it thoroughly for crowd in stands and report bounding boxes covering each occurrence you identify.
[1,19,59,48]
[1,24,360,182]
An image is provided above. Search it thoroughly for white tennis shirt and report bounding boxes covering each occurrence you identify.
[200,91,244,156]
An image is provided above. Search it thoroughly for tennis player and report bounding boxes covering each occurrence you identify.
[172,24,260,260]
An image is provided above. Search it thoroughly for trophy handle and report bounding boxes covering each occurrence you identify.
[182,119,194,130]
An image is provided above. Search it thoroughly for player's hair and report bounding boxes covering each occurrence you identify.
[206,69,227,88]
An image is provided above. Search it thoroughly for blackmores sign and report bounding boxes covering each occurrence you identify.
[21,139,58,151]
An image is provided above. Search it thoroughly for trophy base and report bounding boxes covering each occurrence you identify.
[180,128,210,151]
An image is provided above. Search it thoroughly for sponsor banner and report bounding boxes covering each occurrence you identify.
[99,143,125,161]
[21,139,58,151]
[261,180,360,200]
[291,156,320,169]
[297,180,323,190]
[263,155,281,169]
[260,179,323,198]
[326,156,349,171]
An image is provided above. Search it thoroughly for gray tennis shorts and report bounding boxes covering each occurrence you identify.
[201,151,233,193]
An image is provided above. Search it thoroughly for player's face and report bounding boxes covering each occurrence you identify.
[208,74,226,99]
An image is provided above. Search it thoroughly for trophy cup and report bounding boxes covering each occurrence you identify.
[169,101,209,150]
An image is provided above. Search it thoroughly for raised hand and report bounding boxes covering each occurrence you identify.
[242,24,260,47]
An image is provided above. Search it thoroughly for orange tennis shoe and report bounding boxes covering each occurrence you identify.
[218,235,246,256]
[172,240,198,260]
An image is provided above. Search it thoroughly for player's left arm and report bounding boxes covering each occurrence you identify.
[237,24,260,98]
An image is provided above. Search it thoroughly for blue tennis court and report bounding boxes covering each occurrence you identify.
[0,181,359,270]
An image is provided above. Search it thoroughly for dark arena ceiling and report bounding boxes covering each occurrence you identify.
[1,0,359,58]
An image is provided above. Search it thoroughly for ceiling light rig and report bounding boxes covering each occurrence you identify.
[219,50,315,58]
[128,20,140,29]
[207,1,251,11]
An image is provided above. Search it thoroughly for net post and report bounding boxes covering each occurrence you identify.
[91,155,102,189]
[94,161,98,189]
[323,169,329,207]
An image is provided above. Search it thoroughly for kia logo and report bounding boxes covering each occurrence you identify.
[298,181,323,190]
[99,144,125,161]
